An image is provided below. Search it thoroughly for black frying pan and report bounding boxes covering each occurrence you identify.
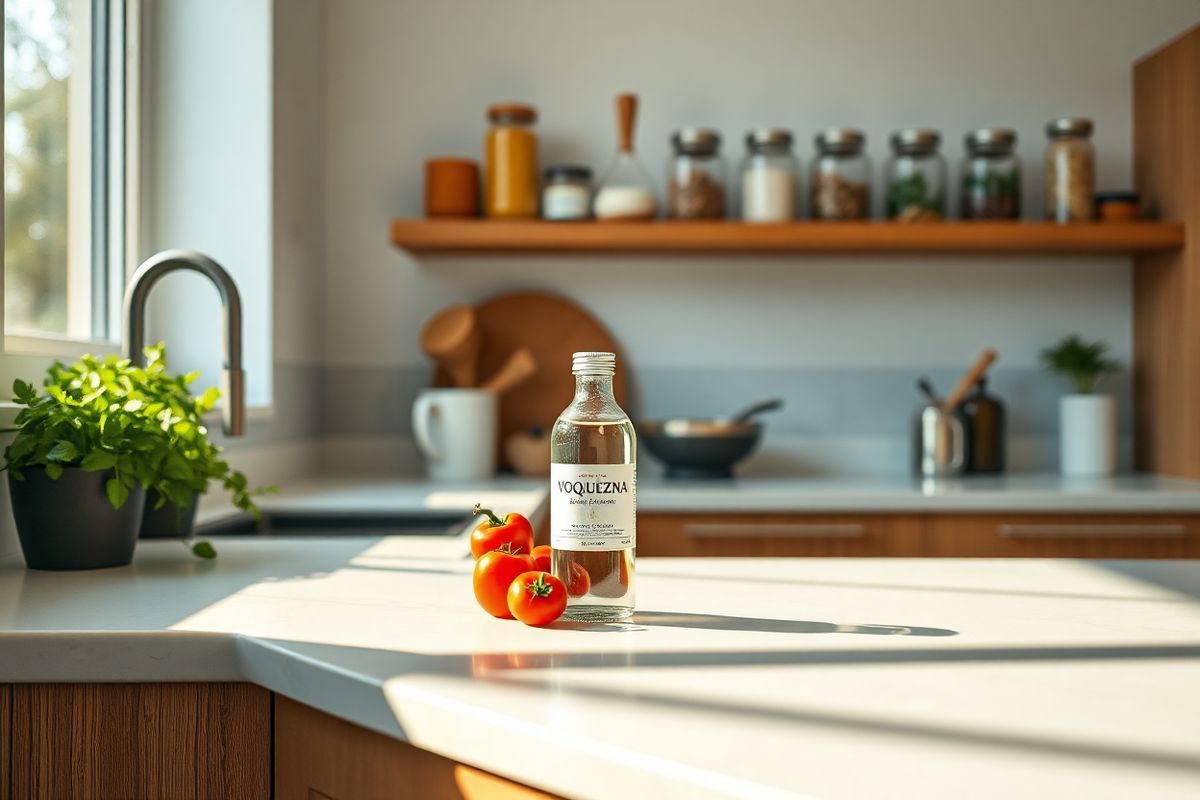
[638,399,784,479]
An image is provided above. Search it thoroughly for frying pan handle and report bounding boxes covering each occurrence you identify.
[730,398,785,424]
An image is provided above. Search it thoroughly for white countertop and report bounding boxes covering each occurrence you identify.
[2,536,1199,799]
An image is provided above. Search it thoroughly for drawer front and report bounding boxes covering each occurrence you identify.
[638,513,924,557]
[926,514,1200,557]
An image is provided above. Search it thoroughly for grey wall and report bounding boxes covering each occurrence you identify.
[317,0,1200,472]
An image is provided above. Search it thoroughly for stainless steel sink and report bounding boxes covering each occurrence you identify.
[197,510,473,537]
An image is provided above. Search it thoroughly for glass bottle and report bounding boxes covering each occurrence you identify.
[667,128,726,218]
[886,128,946,221]
[594,94,658,221]
[810,128,870,220]
[956,378,1006,474]
[550,352,636,623]
[961,128,1021,220]
[740,128,798,222]
[1044,117,1094,222]
[484,102,539,218]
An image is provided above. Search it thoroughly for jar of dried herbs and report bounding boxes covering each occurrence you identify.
[667,128,726,219]
[810,128,870,220]
[886,129,946,221]
[1044,117,1094,222]
[961,128,1021,220]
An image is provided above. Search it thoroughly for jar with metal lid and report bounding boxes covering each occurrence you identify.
[961,128,1021,220]
[810,129,870,220]
[739,129,798,222]
[484,102,539,218]
[886,129,946,221]
[541,165,592,221]
[667,128,726,219]
[1045,117,1094,222]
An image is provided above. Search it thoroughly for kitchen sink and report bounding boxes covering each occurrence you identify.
[197,510,474,538]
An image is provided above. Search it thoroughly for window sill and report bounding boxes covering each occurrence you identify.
[0,403,275,428]
[4,333,120,359]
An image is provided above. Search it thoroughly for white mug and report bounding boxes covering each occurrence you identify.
[411,389,497,482]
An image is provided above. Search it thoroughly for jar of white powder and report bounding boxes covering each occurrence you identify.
[739,129,798,222]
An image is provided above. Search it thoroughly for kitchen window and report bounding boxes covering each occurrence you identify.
[2,0,133,355]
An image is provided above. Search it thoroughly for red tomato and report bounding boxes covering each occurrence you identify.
[471,505,535,559]
[506,571,567,627]
[565,562,591,598]
[473,548,535,618]
[531,544,552,573]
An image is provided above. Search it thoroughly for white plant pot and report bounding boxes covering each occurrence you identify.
[1059,394,1116,476]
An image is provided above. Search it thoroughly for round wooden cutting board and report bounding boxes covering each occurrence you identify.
[435,291,627,469]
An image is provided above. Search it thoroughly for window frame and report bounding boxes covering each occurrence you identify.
[1,0,139,367]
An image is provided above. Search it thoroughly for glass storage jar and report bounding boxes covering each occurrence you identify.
[739,129,798,222]
[810,129,870,220]
[484,102,539,218]
[667,128,726,219]
[1044,117,1094,222]
[542,165,593,221]
[886,129,946,221]
[961,128,1021,219]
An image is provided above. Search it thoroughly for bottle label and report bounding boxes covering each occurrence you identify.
[550,463,636,551]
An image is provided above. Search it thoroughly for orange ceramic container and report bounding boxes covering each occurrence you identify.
[424,158,480,217]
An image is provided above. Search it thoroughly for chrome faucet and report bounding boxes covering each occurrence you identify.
[122,249,246,437]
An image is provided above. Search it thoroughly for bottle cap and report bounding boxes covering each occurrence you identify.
[572,352,616,375]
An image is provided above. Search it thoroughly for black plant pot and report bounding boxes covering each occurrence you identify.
[8,467,144,570]
[139,491,199,539]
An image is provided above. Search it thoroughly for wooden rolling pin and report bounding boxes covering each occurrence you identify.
[419,304,480,387]
[942,348,998,412]
[482,348,537,395]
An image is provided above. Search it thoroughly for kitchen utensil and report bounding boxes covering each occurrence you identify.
[482,347,537,395]
[913,404,966,477]
[420,304,480,387]
[916,376,941,405]
[411,388,497,482]
[958,378,1006,474]
[942,347,998,411]
[423,158,480,218]
[593,93,658,220]
[639,398,784,479]
[434,291,626,470]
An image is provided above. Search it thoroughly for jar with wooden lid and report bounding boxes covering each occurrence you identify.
[484,103,539,218]
[811,129,870,220]
[961,128,1020,220]
[1044,117,1094,222]
[667,128,726,219]
[886,128,946,221]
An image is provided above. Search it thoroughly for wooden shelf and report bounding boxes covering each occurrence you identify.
[390,218,1185,255]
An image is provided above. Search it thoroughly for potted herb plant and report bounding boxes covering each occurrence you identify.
[1040,335,1120,476]
[3,347,267,569]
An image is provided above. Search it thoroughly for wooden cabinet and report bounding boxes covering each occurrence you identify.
[1,684,9,800]
[925,514,1200,558]
[275,695,559,800]
[640,511,1200,558]
[7,683,269,800]
[639,512,924,557]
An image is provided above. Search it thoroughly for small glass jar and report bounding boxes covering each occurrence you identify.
[667,128,726,219]
[484,102,539,218]
[739,129,798,222]
[886,129,946,221]
[542,165,592,221]
[810,129,870,220]
[961,128,1021,220]
[1045,117,1094,222]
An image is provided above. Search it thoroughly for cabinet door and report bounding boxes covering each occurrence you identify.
[10,683,270,800]
[926,514,1200,557]
[275,695,560,800]
[1,684,10,800]
[638,513,925,557]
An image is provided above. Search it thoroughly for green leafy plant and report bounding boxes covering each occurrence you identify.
[1040,335,1120,394]
[2,346,273,558]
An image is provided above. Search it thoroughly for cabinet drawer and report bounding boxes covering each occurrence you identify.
[926,514,1200,557]
[638,513,924,557]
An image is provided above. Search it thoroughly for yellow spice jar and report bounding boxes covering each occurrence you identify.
[485,103,539,218]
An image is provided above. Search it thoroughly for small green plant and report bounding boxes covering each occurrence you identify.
[2,345,273,558]
[1040,335,1120,394]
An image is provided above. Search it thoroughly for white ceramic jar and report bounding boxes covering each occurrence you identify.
[1059,394,1116,476]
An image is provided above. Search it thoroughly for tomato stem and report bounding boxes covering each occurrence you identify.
[473,504,505,528]
[525,573,555,598]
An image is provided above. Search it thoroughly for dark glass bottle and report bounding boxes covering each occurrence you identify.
[958,378,1006,474]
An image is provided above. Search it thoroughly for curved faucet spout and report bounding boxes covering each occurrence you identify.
[122,249,246,437]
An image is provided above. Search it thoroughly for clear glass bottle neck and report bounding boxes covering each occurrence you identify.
[573,373,616,402]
